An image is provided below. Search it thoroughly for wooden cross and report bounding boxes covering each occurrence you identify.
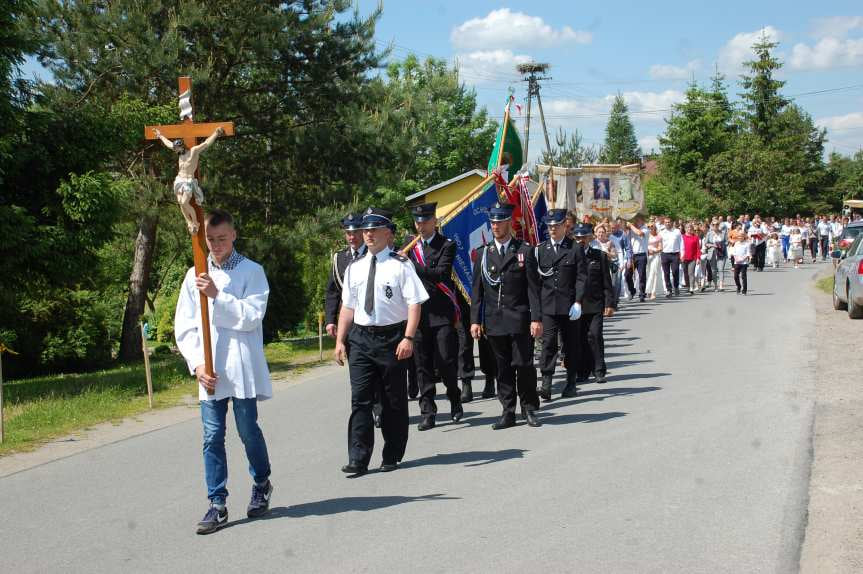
[144,77,235,394]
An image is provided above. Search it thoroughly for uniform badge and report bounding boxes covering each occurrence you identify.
[517,253,525,267]
[385,285,393,299]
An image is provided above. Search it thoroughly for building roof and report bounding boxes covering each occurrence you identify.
[404,169,487,203]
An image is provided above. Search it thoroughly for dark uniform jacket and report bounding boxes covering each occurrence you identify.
[581,243,616,315]
[535,236,587,316]
[470,238,541,336]
[406,232,458,328]
[324,246,363,326]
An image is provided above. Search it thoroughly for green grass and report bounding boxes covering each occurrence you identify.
[0,337,336,456]
[816,275,834,295]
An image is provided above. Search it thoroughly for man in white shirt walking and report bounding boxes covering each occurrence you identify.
[660,218,682,297]
[334,208,429,475]
[625,216,649,302]
[175,209,274,534]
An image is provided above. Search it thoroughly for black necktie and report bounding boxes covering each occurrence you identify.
[352,250,359,260]
[499,245,506,257]
[364,254,376,315]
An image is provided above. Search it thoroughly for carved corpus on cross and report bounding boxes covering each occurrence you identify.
[145,76,235,394]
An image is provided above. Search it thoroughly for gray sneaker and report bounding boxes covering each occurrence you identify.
[197,504,228,535]
[247,480,273,518]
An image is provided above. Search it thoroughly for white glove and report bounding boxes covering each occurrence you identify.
[569,302,582,321]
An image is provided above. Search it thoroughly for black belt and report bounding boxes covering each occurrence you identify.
[354,321,406,334]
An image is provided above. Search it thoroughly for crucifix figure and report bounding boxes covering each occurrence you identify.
[144,76,235,394]
[152,124,224,234]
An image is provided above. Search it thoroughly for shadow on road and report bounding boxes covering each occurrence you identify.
[400,448,528,469]
[535,411,627,425]
[223,493,460,526]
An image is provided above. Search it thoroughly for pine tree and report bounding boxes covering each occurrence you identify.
[739,32,788,142]
[600,93,640,164]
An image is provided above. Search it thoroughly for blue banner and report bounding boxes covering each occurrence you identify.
[441,182,500,300]
[442,181,552,300]
[533,191,550,244]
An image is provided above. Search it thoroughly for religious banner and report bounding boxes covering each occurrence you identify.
[612,163,644,220]
[577,163,644,221]
[535,164,581,210]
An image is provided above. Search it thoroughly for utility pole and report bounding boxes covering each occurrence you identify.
[517,62,552,162]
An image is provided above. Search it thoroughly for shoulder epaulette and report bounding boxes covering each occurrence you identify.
[390,251,408,262]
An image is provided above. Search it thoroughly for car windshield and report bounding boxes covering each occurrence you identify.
[842,226,863,241]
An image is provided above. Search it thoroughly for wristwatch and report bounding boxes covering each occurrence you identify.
[403,335,414,342]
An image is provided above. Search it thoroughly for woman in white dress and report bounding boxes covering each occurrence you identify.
[789,226,804,268]
[645,221,663,299]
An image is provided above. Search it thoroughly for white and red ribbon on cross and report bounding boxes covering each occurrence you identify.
[411,242,461,323]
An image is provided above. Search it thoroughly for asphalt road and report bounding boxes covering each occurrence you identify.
[0,264,822,573]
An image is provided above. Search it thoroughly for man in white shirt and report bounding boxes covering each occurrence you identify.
[175,209,274,534]
[625,216,649,302]
[334,207,428,475]
[817,217,832,261]
[659,218,682,297]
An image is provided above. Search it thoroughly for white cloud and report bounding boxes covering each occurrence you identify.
[544,90,685,123]
[649,60,701,80]
[811,16,863,39]
[718,26,782,73]
[451,9,591,52]
[817,112,863,132]
[817,112,863,154]
[789,16,863,70]
[454,50,531,85]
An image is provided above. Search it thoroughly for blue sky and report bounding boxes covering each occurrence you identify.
[22,1,863,163]
[357,0,863,162]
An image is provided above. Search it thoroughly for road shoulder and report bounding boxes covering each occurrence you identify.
[800,272,863,573]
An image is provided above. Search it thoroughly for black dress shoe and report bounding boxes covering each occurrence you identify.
[451,404,464,423]
[379,461,398,472]
[481,379,496,399]
[524,410,542,427]
[595,373,608,384]
[674,288,680,296]
[639,295,646,302]
[561,382,578,398]
[538,375,553,401]
[460,379,473,403]
[341,462,367,475]
[491,414,516,430]
[417,416,436,431]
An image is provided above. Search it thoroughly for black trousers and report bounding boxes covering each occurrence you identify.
[415,323,461,416]
[753,242,766,270]
[820,236,829,260]
[661,252,680,292]
[456,298,475,381]
[486,333,539,416]
[540,314,578,380]
[808,238,818,259]
[575,312,606,378]
[347,324,409,466]
[478,334,497,379]
[626,253,648,297]
[734,263,748,293]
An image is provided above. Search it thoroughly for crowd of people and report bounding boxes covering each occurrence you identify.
[580,213,853,298]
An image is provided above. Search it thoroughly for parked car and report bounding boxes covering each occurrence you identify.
[832,234,863,318]
[837,220,863,252]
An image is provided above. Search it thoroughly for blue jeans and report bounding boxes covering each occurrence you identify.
[201,397,271,504]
